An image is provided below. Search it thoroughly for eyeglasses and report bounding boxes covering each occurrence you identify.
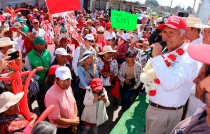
[88,40,95,43]
[108,38,115,41]
[97,32,104,34]
[201,30,210,35]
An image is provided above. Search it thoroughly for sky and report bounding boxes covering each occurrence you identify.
[141,0,201,11]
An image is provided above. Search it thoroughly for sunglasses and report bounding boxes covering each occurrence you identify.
[88,40,95,43]
[78,31,82,33]
[108,38,115,41]
[97,32,104,34]
[127,55,135,58]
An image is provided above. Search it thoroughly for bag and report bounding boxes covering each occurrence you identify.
[124,78,136,89]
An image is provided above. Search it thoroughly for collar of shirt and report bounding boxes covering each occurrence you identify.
[190,38,202,45]
[82,44,93,51]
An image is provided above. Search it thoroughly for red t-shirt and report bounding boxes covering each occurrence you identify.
[77,19,85,30]
[24,37,34,54]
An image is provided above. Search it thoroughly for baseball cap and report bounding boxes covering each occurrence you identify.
[18,18,25,23]
[106,22,112,29]
[33,36,46,45]
[55,48,70,56]
[27,14,33,19]
[121,33,130,41]
[106,34,115,40]
[55,66,72,80]
[32,19,39,23]
[48,65,59,75]
[157,16,187,31]
[84,34,94,40]
[89,78,103,91]
[187,44,210,65]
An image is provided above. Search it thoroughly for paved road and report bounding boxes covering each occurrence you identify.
[32,93,124,134]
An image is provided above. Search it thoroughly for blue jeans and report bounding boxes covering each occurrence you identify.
[104,86,118,104]
[120,86,135,111]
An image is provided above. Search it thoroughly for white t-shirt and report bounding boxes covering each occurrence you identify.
[32,28,46,38]
[13,36,24,52]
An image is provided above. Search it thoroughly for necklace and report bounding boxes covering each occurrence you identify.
[140,43,188,96]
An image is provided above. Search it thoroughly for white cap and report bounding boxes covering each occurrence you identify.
[156,17,163,23]
[84,34,94,40]
[121,33,130,41]
[106,34,115,40]
[55,48,70,56]
[97,26,105,32]
[55,66,72,80]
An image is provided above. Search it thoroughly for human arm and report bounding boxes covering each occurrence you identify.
[99,89,110,107]
[72,47,80,76]
[133,62,142,89]
[77,66,89,88]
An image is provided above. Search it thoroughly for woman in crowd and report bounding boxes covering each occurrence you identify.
[81,78,110,134]
[0,91,37,134]
[118,51,142,111]
[77,51,99,121]
[71,28,84,49]
[95,26,106,50]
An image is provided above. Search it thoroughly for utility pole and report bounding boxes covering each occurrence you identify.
[169,0,173,13]
[192,0,196,15]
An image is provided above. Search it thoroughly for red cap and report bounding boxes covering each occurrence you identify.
[32,19,39,23]
[157,16,187,31]
[106,22,112,29]
[89,78,103,91]
[27,14,33,19]
[59,37,68,43]
[187,44,210,65]
[48,65,59,75]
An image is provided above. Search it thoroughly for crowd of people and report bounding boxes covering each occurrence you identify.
[0,2,210,134]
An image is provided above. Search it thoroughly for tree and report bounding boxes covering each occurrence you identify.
[187,6,193,13]
[145,0,159,7]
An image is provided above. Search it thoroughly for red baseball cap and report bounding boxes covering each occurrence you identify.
[89,78,103,91]
[106,22,112,29]
[32,19,39,23]
[48,65,59,75]
[187,44,210,65]
[27,14,33,19]
[158,16,187,31]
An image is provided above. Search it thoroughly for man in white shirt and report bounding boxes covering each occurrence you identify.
[32,19,45,38]
[145,16,198,134]
[195,20,210,45]
[184,16,204,118]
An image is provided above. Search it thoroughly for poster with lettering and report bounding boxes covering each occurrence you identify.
[111,10,138,31]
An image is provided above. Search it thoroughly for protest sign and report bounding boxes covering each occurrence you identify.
[111,10,138,31]
[46,0,81,14]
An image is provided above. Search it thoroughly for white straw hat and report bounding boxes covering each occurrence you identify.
[99,46,116,55]
[0,92,24,113]
[0,37,15,47]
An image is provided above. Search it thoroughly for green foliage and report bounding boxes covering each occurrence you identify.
[145,0,159,7]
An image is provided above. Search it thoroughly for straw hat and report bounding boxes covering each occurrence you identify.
[194,20,210,29]
[0,92,24,113]
[6,48,16,54]
[0,27,17,38]
[85,19,92,25]
[185,16,202,28]
[99,46,116,55]
[0,37,15,47]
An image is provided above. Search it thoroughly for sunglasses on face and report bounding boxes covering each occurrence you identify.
[88,40,95,43]
[108,38,115,41]
[78,31,82,33]
[97,32,104,34]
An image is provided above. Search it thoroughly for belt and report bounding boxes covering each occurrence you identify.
[149,101,182,110]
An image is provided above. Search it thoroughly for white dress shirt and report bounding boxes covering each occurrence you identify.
[190,37,202,45]
[32,28,46,38]
[72,45,95,76]
[150,46,199,107]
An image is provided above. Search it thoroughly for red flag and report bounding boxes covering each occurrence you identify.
[46,0,81,14]
[0,15,4,22]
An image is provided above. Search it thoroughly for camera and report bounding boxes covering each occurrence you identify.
[98,90,105,98]
[8,51,19,60]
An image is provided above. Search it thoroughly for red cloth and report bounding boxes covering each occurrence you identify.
[100,21,106,28]
[77,19,85,30]
[24,37,34,54]
[110,76,120,99]
[96,39,107,50]
[71,38,80,49]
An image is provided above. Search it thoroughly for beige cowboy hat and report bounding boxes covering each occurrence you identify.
[99,45,116,55]
[85,19,92,25]
[0,92,24,113]
[0,37,15,47]
[0,27,17,38]
[185,16,202,28]
[194,20,210,29]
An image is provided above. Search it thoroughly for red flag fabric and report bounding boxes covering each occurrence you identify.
[110,76,120,99]
[46,0,81,14]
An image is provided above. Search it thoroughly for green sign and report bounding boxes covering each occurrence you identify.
[111,10,138,31]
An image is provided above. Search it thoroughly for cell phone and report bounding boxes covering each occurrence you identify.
[9,27,17,31]
[8,51,19,60]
